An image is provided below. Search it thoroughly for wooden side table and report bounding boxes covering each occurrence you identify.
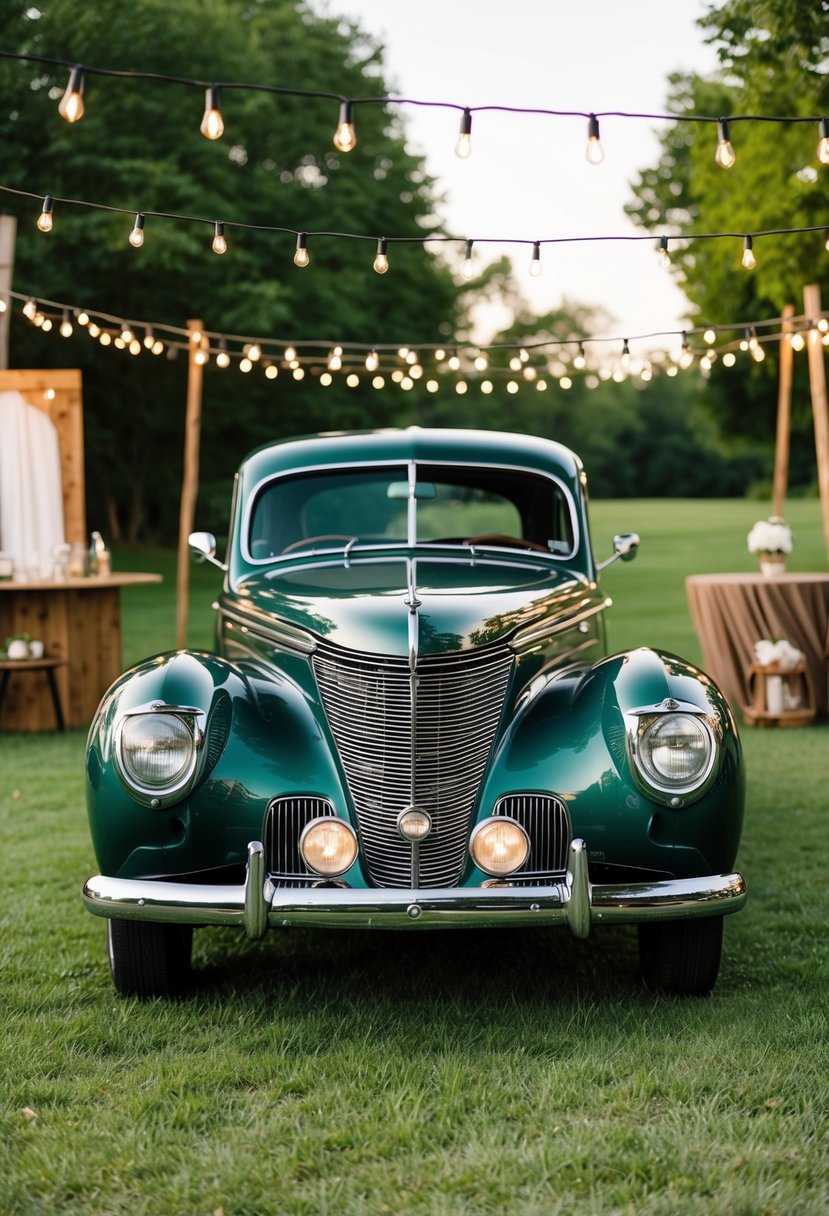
[742,661,816,727]
[0,657,67,731]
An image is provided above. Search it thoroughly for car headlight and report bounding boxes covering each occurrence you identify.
[116,707,203,803]
[300,817,358,877]
[633,711,716,797]
[470,817,530,877]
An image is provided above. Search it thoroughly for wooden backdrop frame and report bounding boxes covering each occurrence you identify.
[0,367,86,544]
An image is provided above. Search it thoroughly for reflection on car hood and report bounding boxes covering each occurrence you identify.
[230,555,597,656]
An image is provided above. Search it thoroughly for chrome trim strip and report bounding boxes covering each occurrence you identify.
[218,604,317,655]
[83,840,747,936]
[509,594,611,652]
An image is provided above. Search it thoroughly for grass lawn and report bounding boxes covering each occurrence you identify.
[1,499,827,1215]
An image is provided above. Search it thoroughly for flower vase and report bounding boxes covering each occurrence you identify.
[759,553,786,578]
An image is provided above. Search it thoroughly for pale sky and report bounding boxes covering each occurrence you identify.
[326,0,718,350]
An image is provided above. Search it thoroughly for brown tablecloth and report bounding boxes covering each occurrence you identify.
[686,573,829,716]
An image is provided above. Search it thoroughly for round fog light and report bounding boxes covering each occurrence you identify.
[397,806,432,841]
[299,817,358,877]
[470,817,530,877]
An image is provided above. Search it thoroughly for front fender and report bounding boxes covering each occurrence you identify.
[480,647,744,878]
[86,650,348,879]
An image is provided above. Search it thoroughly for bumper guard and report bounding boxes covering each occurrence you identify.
[82,839,747,939]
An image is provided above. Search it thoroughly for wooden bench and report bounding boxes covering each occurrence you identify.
[0,658,67,731]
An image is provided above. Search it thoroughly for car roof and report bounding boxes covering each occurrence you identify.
[240,428,584,488]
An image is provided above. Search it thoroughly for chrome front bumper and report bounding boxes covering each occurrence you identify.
[82,839,747,940]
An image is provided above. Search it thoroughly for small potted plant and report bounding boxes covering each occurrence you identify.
[747,515,793,577]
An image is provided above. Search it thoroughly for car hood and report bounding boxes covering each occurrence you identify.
[227,555,601,657]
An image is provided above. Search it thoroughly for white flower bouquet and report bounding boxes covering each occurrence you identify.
[747,516,793,556]
[753,638,803,670]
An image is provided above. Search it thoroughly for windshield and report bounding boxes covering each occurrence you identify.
[247,462,576,560]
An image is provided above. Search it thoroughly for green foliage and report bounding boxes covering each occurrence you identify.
[626,0,829,462]
[0,0,462,540]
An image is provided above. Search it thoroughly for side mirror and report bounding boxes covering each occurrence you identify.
[188,531,227,572]
[596,532,640,572]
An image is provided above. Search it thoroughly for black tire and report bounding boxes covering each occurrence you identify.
[107,919,193,998]
[637,916,724,996]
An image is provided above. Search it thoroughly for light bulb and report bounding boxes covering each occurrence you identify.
[373,238,389,274]
[703,327,716,345]
[586,113,604,164]
[447,354,461,371]
[434,349,446,362]
[59,311,73,338]
[152,340,164,355]
[265,363,278,379]
[87,322,101,338]
[129,339,141,355]
[747,328,759,351]
[474,353,488,371]
[37,195,54,233]
[121,326,134,343]
[715,119,736,169]
[621,339,631,369]
[455,108,472,159]
[365,349,379,372]
[23,298,37,320]
[247,343,261,362]
[573,344,586,370]
[200,84,224,140]
[41,318,52,332]
[328,347,343,371]
[722,352,736,367]
[519,347,529,363]
[216,341,230,368]
[195,348,208,365]
[240,357,252,373]
[77,311,90,326]
[752,343,766,363]
[791,332,805,352]
[529,241,542,277]
[509,356,522,371]
[143,327,154,349]
[129,213,145,248]
[658,235,671,268]
[293,232,310,268]
[462,238,474,279]
[741,235,756,270]
[818,119,829,165]
[212,222,227,255]
[825,230,829,252]
[58,64,84,123]
[284,346,297,362]
[333,100,356,152]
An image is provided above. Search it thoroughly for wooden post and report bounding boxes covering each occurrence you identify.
[0,215,17,369]
[176,319,205,648]
[803,284,829,564]
[772,304,795,518]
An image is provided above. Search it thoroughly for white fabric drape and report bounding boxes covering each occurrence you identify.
[0,390,65,575]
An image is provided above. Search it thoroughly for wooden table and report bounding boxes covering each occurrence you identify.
[686,572,829,718]
[0,573,161,731]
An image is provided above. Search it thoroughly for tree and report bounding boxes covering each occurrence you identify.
[626,0,829,472]
[0,0,463,539]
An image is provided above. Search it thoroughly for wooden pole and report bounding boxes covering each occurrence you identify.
[772,304,795,518]
[176,319,205,648]
[803,284,829,565]
[0,215,17,369]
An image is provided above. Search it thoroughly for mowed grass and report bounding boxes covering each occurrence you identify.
[1,499,827,1215]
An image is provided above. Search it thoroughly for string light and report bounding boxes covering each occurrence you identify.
[573,343,586,370]
[212,221,227,255]
[293,232,310,268]
[715,119,736,169]
[818,119,829,165]
[128,213,145,248]
[703,327,717,344]
[373,237,389,274]
[529,241,542,277]
[586,113,604,164]
[23,297,37,320]
[333,100,356,152]
[143,326,154,348]
[790,331,806,352]
[741,234,756,270]
[365,349,379,372]
[284,345,297,362]
[58,64,84,122]
[620,339,631,369]
[328,346,343,371]
[462,239,474,280]
[59,309,73,337]
[216,338,230,368]
[36,195,54,233]
[455,108,472,159]
[658,235,671,268]
[200,84,224,140]
[239,356,252,372]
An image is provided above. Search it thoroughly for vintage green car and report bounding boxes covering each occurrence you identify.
[83,428,746,997]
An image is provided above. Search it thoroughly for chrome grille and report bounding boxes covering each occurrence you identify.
[496,793,571,879]
[313,642,514,887]
[264,795,333,883]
